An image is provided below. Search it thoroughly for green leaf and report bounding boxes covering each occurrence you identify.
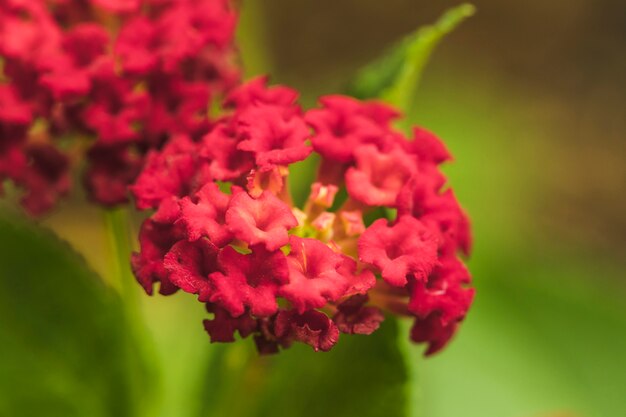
[196,318,408,417]
[0,214,153,417]
[348,3,475,113]
[414,256,626,417]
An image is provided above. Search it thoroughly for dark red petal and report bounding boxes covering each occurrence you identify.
[163,239,219,300]
[333,295,384,335]
[131,218,186,295]
[408,257,474,326]
[203,304,258,343]
[208,245,287,317]
[410,313,458,356]
[274,310,339,352]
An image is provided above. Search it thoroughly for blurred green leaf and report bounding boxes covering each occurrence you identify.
[0,214,152,417]
[196,318,408,417]
[403,68,626,416]
[415,254,626,417]
[348,3,475,113]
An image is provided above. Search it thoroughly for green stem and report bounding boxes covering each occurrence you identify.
[103,208,159,417]
[397,319,423,417]
[104,208,137,304]
[382,3,476,130]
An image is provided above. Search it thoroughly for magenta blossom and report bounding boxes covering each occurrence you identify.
[0,0,240,214]
[130,77,474,355]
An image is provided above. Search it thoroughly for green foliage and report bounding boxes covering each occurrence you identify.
[0,214,152,417]
[348,3,475,113]
[416,257,626,417]
[197,318,408,417]
[401,59,626,417]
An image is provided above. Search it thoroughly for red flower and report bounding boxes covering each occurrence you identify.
[397,176,472,255]
[400,127,452,164]
[131,218,185,295]
[338,255,376,296]
[346,144,417,207]
[237,106,312,169]
[203,304,258,343]
[19,144,71,216]
[91,0,141,13]
[225,190,298,251]
[163,238,219,300]
[129,83,473,356]
[179,183,233,246]
[408,257,474,326]
[0,0,241,213]
[333,295,384,335]
[40,23,110,101]
[306,95,398,163]
[0,85,32,126]
[85,144,143,206]
[410,311,461,356]
[274,309,339,352]
[200,123,255,181]
[359,216,439,287]
[208,245,288,317]
[279,236,350,313]
[225,76,299,111]
[130,135,199,211]
[0,82,72,214]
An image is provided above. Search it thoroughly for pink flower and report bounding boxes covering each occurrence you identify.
[359,216,439,287]
[203,305,258,343]
[306,95,398,163]
[0,0,241,213]
[130,135,199,210]
[407,257,474,326]
[279,236,350,313]
[129,84,473,356]
[85,144,143,206]
[274,309,340,352]
[237,106,312,168]
[91,0,141,13]
[225,76,299,111]
[179,183,233,246]
[410,313,458,356]
[346,144,417,207]
[225,190,298,251]
[400,127,452,164]
[397,176,472,255]
[131,218,186,295]
[200,123,255,181]
[19,144,71,216]
[208,245,288,317]
[163,238,219,300]
[333,295,384,335]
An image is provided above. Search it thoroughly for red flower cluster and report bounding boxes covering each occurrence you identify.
[131,78,474,355]
[0,0,239,214]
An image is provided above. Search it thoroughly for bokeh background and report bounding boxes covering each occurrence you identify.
[7,1,624,417]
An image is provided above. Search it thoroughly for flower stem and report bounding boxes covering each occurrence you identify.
[103,207,159,417]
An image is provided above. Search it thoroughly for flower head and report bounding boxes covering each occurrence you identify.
[0,0,240,214]
[130,81,473,356]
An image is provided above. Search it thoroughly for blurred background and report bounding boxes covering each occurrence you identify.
[17,1,625,417]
